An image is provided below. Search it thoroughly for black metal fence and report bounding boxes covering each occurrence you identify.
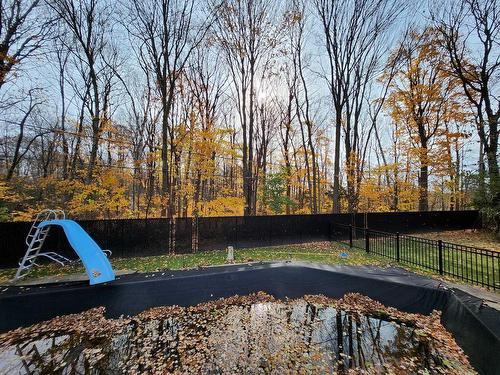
[332,223,500,290]
[0,210,481,268]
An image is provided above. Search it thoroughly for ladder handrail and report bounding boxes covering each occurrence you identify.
[25,209,65,246]
[15,209,68,280]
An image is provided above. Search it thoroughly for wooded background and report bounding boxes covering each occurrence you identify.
[0,0,498,223]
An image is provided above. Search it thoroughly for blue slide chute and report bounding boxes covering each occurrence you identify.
[38,220,115,285]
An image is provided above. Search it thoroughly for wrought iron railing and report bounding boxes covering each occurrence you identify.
[332,223,500,290]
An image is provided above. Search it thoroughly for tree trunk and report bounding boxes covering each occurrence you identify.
[486,139,499,206]
[87,119,100,182]
[418,148,429,211]
[332,111,342,213]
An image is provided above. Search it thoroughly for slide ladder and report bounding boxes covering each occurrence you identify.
[15,210,70,280]
[14,211,115,285]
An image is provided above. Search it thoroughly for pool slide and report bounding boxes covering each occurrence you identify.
[38,220,115,285]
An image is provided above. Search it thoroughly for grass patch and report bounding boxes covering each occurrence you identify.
[0,242,391,284]
[0,240,497,292]
[349,234,500,290]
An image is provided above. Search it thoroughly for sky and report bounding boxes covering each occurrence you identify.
[0,0,485,180]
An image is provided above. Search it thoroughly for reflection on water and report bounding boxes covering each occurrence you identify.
[0,296,474,374]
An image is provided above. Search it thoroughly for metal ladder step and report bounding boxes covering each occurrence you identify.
[15,209,66,280]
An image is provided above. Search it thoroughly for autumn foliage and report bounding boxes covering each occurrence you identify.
[0,0,497,223]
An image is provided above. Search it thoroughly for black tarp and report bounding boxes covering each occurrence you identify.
[0,263,498,374]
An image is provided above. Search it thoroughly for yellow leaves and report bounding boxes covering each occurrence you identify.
[345,151,361,187]
[358,178,391,212]
[0,181,32,221]
[371,163,399,174]
[386,27,470,141]
[11,208,41,222]
[445,131,469,140]
[5,171,133,220]
[382,27,473,208]
[200,196,244,217]
[0,182,22,205]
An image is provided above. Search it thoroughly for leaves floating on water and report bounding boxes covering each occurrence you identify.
[0,293,476,374]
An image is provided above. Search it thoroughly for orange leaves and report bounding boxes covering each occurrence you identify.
[386,27,470,144]
[381,27,473,208]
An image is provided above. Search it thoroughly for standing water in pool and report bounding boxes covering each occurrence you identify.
[0,293,475,374]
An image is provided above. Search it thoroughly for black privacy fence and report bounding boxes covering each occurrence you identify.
[0,210,481,269]
[332,223,500,290]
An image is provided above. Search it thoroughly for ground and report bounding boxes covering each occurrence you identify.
[413,229,499,252]
[0,240,494,292]
[0,242,389,284]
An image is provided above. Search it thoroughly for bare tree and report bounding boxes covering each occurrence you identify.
[51,38,71,179]
[370,30,408,211]
[48,0,118,182]
[254,96,277,214]
[434,0,499,215]
[185,46,227,216]
[4,89,47,179]
[276,63,297,214]
[211,0,284,216]
[125,0,209,218]
[314,0,405,213]
[114,65,158,215]
[290,1,319,213]
[1,0,54,182]
[0,0,52,91]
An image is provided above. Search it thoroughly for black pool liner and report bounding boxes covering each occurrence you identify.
[1,262,499,375]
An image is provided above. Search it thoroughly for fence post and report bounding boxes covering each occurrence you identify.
[396,232,400,262]
[438,240,443,275]
[365,229,370,253]
[191,217,198,253]
[349,225,353,248]
[235,217,239,249]
[119,220,123,257]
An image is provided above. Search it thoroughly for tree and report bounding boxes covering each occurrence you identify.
[263,169,294,214]
[0,0,52,92]
[185,46,227,216]
[434,0,499,229]
[3,89,48,180]
[0,0,487,220]
[290,1,319,213]
[48,0,118,182]
[1,0,54,182]
[369,30,409,211]
[211,0,284,216]
[114,62,160,217]
[52,39,71,179]
[276,60,297,215]
[386,28,465,211]
[125,0,209,218]
[314,0,405,213]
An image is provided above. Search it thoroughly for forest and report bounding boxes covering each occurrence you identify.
[0,0,498,223]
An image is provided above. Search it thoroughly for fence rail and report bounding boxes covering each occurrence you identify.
[0,210,481,268]
[332,223,500,290]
